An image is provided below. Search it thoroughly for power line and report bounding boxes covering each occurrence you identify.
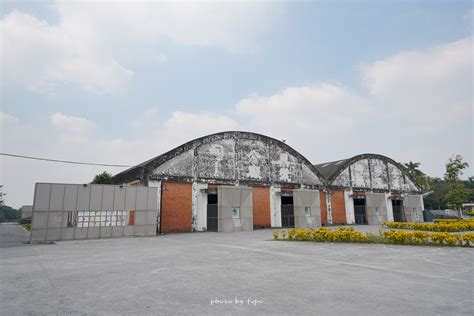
[0,152,133,168]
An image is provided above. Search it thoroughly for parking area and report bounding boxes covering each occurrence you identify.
[1,226,473,315]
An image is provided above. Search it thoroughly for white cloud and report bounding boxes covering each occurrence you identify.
[0,112,18,125]
[0,2,280,94]
[50,112,96,134]
[362,37,473,129]
[235,84,371,144]
[0,11,134,94]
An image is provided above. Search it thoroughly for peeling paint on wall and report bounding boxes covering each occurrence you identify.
[149,134,323,187]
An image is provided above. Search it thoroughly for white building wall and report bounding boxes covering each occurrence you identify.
[192,182,208,231]
[385,193,394,222]
[344,190,355,224]
[270,186,282,227]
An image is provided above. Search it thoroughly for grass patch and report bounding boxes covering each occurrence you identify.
[21,223,31,231]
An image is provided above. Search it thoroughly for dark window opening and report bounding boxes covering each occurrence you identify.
[353,198,367,224]
[392,199,404,222]
[207,194,218,232]
[281,195,294,228]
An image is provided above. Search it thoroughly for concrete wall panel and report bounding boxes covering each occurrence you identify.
[102,186,114,210]
[34,183,51,211]
[125,186,137,211]
[77,185,91,211]
[136,187,148,210]
[113,186,126,211]
[366,193,388,225]
[49,184,65,211]
[90,186,103,210]
[64,185,78,211]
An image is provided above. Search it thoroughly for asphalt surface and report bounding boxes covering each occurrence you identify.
[0,222,30,248]
[0,225,473,315]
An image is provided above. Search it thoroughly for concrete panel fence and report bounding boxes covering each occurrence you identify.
[31,183,159,242]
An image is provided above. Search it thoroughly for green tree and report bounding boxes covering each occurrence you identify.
[444,155,469,210]
[402,161,430,191]
[0,205,20,222]
[423,177,449,210]
[91,171,112,184]
[444,155,469,183]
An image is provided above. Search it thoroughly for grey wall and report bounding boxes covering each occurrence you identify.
[217,185,253,232]
[20,205,33,219]
[293,189,321,228]
[404,195,424,223]
[365,193,388,225]
[31,183,158,242]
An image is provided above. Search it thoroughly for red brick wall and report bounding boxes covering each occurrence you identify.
[320,191,327,226]
[161,182,192,233]
[331,191,346,225]
[252,186,271,228]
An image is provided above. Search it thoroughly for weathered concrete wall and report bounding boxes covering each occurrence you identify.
[293,189,321,228]
[385,193,394,222]
[161,182,192,233]
[31,183,158,242]
[365,193,388,225]
[344,191,355,224]
[332,158,419,193]
[252,187,271,228]
[192,182,208,231]
[152,135,323,186]
[330,191,346,224]
[218,185,253,232]
[404,195,424,223]
[270,186,282,227]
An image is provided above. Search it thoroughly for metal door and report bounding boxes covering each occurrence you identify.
[354,198,367,224]
[207,194,218,232]
[392,200,404,222]
[281,195,294,228]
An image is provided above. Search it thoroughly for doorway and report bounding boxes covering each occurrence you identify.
[207,193,218,232]
[281,195,294,228]
[392,199,404,222]
[353,197,367,224]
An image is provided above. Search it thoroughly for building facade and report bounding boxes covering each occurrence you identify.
[30,131,424,241]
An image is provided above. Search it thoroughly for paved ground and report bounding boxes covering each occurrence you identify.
[0,223,30,248]
[1,225,473,315]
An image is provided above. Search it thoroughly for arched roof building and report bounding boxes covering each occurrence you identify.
[314,154,421,194]
[111,131,325,189]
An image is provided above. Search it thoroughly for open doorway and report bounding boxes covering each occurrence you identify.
[353,197,367,224]
[207,193,218,232]
[392,199,404,222]
[281,195,294,228]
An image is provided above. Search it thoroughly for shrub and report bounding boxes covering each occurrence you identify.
[380,230,474,247]
[433,219,474,223]
[382,221,474,232]
[275,227,369,243]
[465,212,474,216]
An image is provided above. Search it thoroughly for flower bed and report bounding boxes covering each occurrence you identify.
[380,229,474,246]
[382,221,474,232]
[273,227,474,247]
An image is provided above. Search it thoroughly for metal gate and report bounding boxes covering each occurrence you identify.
[392,200,404,222]
[354,198,367,224]
[207,194,218,232]
[281,195,294,228]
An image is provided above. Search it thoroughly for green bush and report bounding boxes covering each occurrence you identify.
[17,217,32,225]
[382,221,474,232]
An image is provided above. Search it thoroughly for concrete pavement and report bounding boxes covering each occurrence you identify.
[0,227,473,315]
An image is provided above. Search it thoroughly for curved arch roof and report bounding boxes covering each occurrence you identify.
[314,153,421,191]
[111,131,326,185]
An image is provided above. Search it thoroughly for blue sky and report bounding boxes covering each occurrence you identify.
[1,0,472,207]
